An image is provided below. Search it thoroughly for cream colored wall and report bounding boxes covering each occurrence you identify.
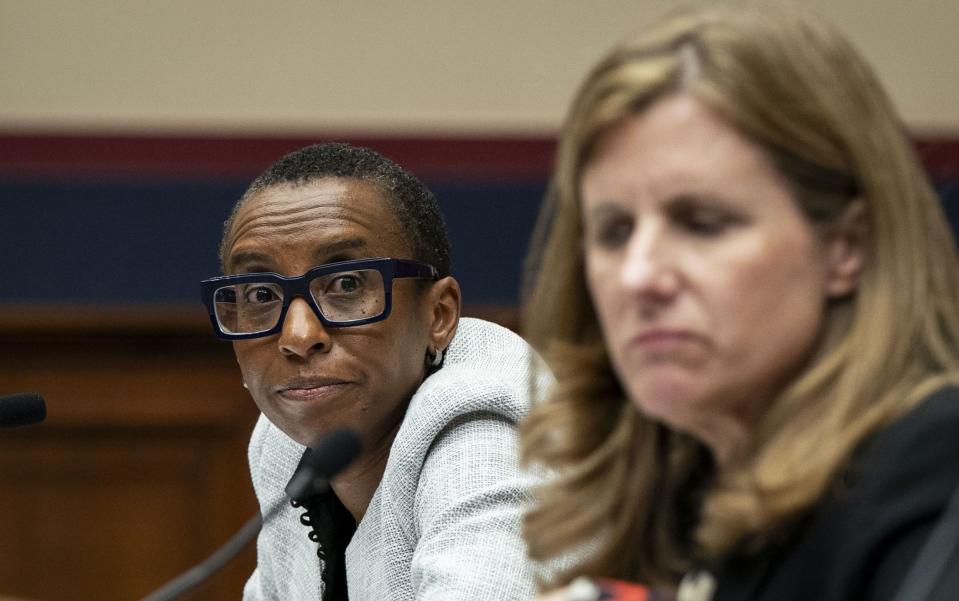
[0,0,956,135]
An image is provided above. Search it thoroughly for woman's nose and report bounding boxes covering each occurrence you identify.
[277,297,332,358]
[619,225,681,302]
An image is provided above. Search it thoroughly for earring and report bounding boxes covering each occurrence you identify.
[429,347,445,368]
[242,381,249,390]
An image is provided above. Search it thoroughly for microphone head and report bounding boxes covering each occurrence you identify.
[308,428,364,476]
[285,428,363,502]
[0,393,47,428]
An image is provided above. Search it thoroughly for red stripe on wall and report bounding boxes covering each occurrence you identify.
[0,134,556,181]
[0,133,958,181]
[915,138,959,179]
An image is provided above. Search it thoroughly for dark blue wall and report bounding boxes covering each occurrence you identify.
[0,177,546,306]
[939,180,959,235]
[2,177,957,307]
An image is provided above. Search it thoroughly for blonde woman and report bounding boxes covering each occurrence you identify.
[521,2,959,600]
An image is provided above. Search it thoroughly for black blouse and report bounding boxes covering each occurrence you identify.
[289,448,358,601]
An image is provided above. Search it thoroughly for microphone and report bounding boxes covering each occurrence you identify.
[0,393,46,428]
[285,428,364,501]
[140,428,363,601]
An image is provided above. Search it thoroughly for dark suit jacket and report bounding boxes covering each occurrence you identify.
[711,386,959,601]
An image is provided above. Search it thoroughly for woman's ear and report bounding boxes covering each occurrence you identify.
[425,276,462,351]
[824,198,869,298]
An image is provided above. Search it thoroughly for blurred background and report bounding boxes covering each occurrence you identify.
[0,1,956,599]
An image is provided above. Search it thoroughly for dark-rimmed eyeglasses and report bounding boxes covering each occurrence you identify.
[200,257,438,340]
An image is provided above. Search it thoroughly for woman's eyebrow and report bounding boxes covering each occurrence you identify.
[313,238,371,262]
[228,251,274,273]
[584,202,628,221]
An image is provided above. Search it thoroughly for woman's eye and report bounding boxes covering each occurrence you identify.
[678,208,739,236]
[330,274,363,294]
[592,216,634,248]
[245,286,279,304]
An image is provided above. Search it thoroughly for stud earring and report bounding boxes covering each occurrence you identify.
[242,381,249,390]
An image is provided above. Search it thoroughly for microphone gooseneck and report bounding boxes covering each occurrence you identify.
[140,428,363,601]
[0,393,47,428]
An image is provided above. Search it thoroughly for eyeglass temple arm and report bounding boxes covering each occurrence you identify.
[393,259,439,280]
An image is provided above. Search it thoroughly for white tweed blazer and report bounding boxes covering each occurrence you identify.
[243,317,548,601]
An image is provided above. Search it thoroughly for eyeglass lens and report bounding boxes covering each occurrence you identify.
[212,269,387,334]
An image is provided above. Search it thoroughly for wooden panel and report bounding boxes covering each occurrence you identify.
[0,309,259,601]
[0,304,518,600]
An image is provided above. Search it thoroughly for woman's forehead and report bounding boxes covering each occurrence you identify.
[226,179,410,270]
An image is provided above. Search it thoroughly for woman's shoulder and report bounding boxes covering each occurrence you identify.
[872,385,959,442]
[443,317,542,377]
[712,387,959,601]
[408,317,551,424]
[837,386,959,521]
[832,386,959,599]
[814,386,959,599]
[380,319,547,488]
[851,385,959,489]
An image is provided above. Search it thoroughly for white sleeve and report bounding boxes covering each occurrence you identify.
[244,414,321,600]
[243,566,271,601]
[409,411,537,601]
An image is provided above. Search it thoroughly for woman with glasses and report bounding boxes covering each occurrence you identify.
[202,142,542,601]
[521,2,959,601]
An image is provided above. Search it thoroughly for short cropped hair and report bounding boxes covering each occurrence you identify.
[220,143,452,277]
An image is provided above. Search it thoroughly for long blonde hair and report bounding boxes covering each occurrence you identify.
[521,0,959,589]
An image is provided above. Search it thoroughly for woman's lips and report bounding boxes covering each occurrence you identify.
[628,329,703,351]
[276,378,350,401]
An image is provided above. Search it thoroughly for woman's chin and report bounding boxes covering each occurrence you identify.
[628,378,704,427]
